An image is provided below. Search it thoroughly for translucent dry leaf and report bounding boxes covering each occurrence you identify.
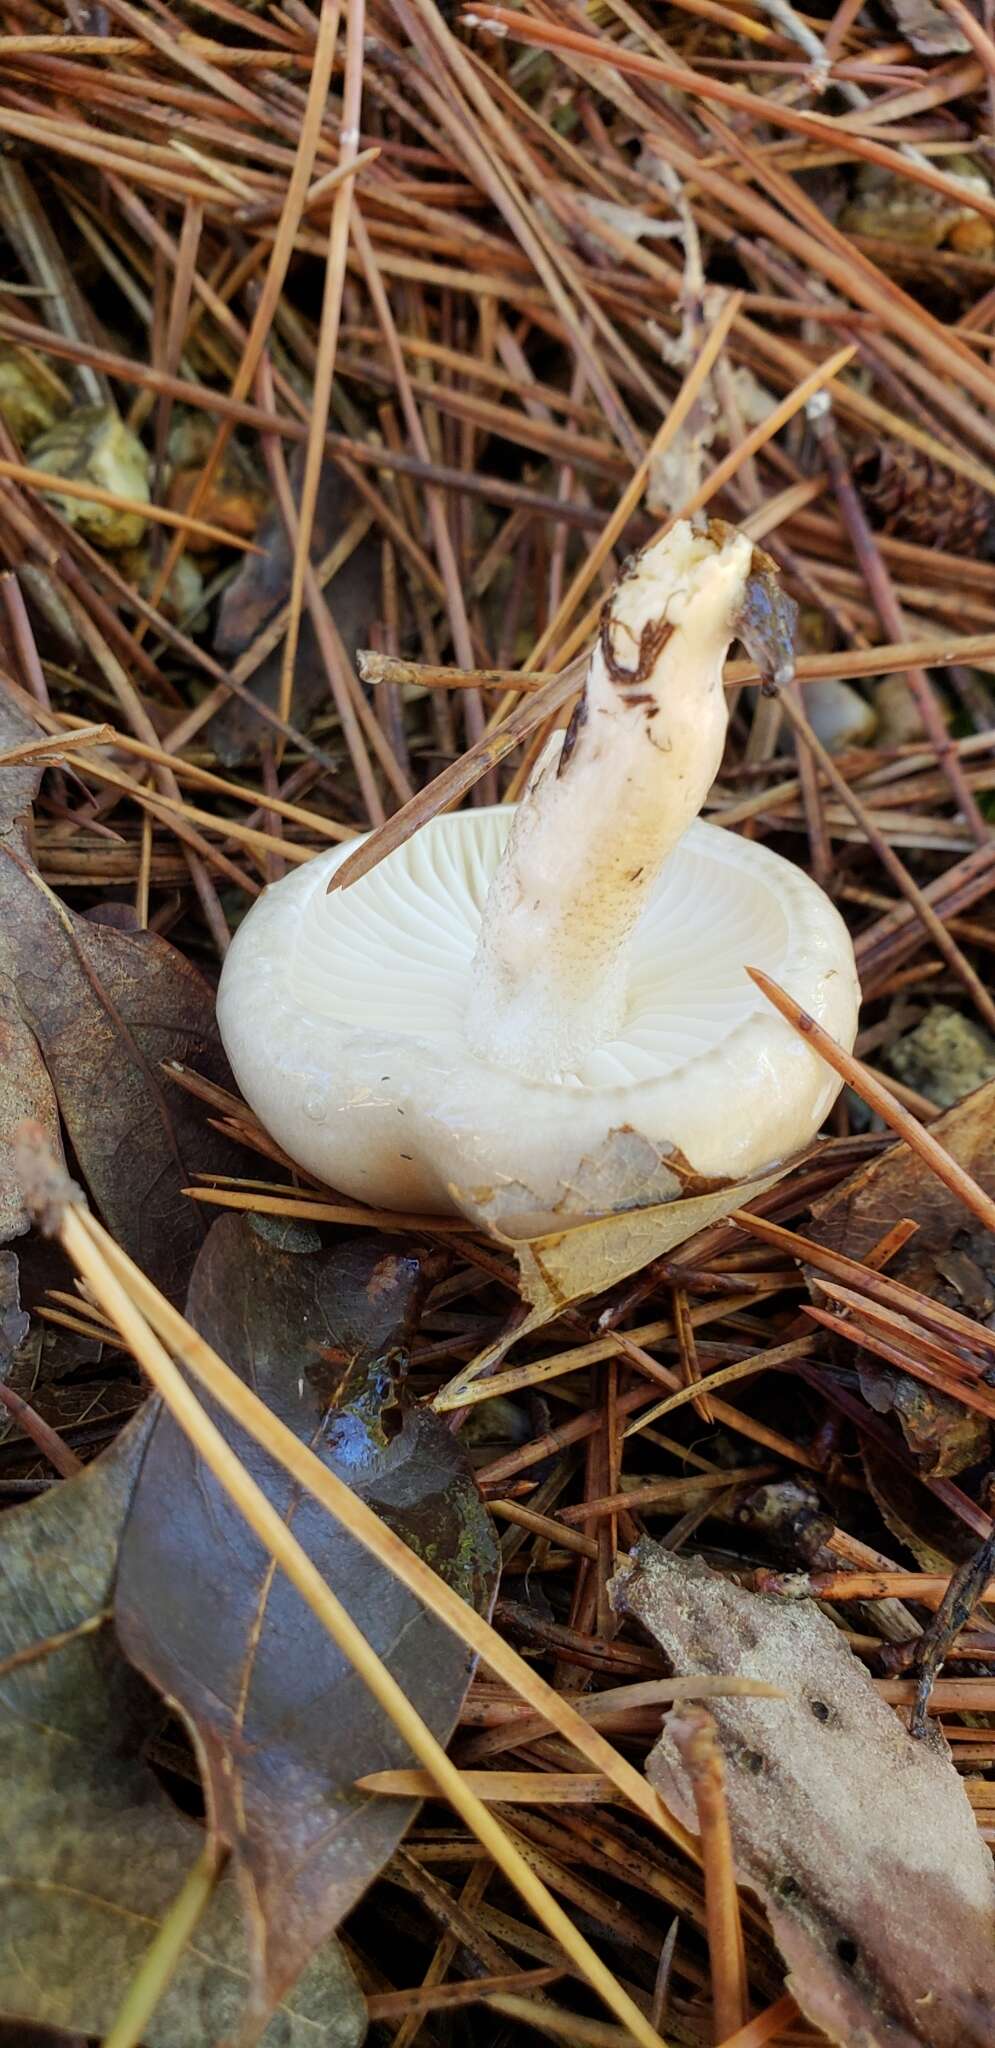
[612,1539,995,2048]
[449,1162,786,1388]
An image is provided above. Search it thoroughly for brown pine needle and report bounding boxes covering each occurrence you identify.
[277,0,366,738]
[747,966,995,1235]
[623,1336,815,1438]
[668,1709,749,2044]
[357,1769,617,1803]
[0,722,111,767]
[715,1994,800,2048]
[363,1967,565,2020]
[182,1184,477,1233]
[0,457,262,551]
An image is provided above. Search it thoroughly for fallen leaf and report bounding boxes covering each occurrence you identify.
[881,0,968,51]
[0,674,46,833]
[115,1214,500,2039]
[0,680,62,1243]
[810,1081,995,1286]
[451,1162,786,1387]
[0,1407,366,2048]
[807,1081,995,1478]
[857,1356,987,1479]
[166,431,266,554]
[0,1339,139,1467]
[27,403,150,549]
[612,1538,995,2048]
[0,679,247,1298]
[862,1438,977,1573]
[0,985,62,1244]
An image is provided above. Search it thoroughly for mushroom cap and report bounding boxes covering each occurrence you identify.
[221,811,859,1228]
[217,808,859,1234]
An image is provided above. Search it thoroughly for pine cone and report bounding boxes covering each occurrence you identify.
[852,440,993,555]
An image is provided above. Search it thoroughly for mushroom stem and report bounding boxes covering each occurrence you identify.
[465,521,759,1081]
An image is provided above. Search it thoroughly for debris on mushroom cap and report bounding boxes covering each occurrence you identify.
[216,519,860,1233]
[729,534,798,692]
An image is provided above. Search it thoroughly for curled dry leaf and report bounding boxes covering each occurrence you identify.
[115,1215,499,2043]
[0,679,246,1298]
[880,0,969,53]
[0,1407,366,2048]
[807,1078,995,1477]
[454,1161,786,1384]
[612,1539,995,2048]
[862,1437,978,1574]
[857,1356,987,1480]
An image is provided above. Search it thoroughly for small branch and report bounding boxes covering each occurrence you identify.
[669,1708,749,2043]
[909,1512,995,1737]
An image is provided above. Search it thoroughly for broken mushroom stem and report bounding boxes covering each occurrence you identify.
[465,520,793,1081]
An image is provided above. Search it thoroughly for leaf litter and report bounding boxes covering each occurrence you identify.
[115,1213,499,2041]
[614,1540,995,2047]
[0,679,248,1299]
[0,1406,366,2048]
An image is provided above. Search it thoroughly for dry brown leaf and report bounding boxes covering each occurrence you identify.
[862,1438,977,1574]
[0,680,63,1241]
[116,1216,498,2039]
[880,0,969,52]
[612,1539,995,2047]
[808,1080,995,1476]
[0,679,248,1299]
[809,1078,995,1293]
[857,1356,987,1479]
[451,1163,786,1388]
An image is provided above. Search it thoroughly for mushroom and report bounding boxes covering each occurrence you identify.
[217,520,859,1232]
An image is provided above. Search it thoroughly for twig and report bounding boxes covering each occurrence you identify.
[909,1510,995,1737]
[668,1709,749,2043]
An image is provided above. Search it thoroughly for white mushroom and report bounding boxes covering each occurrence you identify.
[217,521,860,1233]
